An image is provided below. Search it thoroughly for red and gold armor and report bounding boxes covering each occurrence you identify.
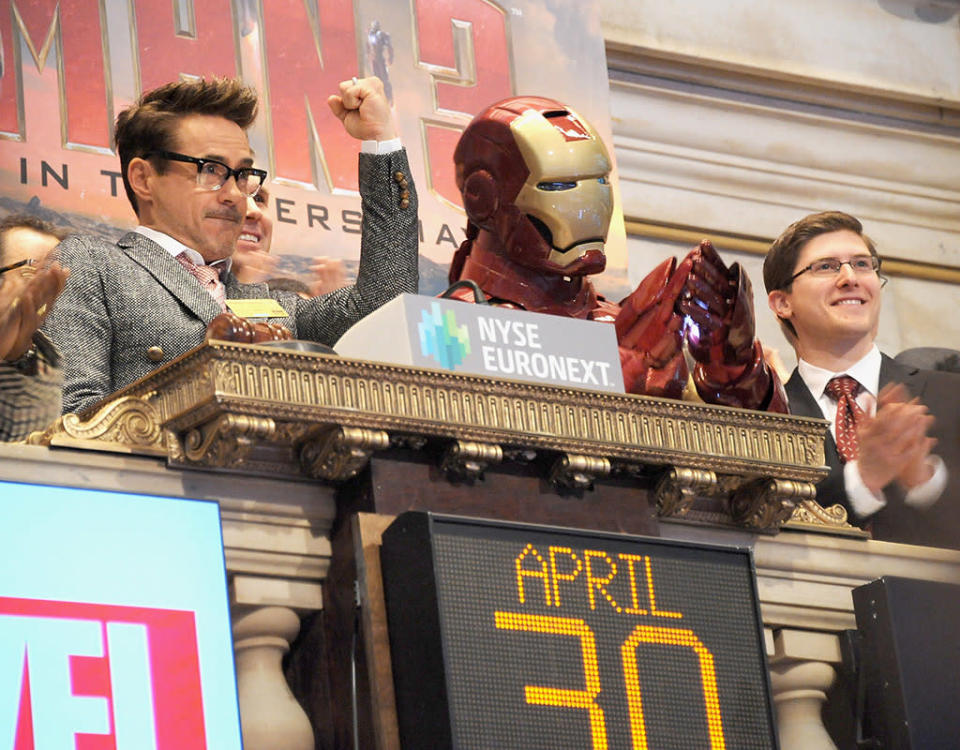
[448,96,786,412]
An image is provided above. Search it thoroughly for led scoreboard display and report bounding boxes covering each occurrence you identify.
[381,512,777,750]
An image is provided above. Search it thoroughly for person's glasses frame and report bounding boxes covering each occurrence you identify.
[787,255,885,286]
[145,150,267,196]
[0,258,33,276]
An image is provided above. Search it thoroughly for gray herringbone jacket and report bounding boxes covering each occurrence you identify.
[46,150,418,414]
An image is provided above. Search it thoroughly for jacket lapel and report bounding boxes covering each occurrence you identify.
[117,232,222,324]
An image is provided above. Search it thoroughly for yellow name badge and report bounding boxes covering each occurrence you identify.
[225,298,290,319]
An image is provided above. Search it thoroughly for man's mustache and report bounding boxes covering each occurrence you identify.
[206,210,242,223]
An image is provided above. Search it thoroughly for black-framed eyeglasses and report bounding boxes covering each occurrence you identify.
[788,255,882,285]
[0,258,33,276]
[146,150,267,196]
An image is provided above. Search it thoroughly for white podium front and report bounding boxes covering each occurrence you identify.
[334,294,624,393]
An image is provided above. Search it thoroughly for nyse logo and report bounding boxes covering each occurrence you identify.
[0,597,207,749]
[418,302,471,370]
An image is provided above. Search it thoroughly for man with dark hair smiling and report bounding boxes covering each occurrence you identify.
[764,211,959,548]
[45,75,418,414]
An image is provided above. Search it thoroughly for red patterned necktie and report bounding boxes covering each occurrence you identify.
[176,252,227,312]
[825,375,865,463]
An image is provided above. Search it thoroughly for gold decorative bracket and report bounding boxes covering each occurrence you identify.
[549,453,611,491]
[441,440,504,481]
[654,467,719,518]
[300,426,390,481]
[183,414,276,468]
[27,395,166,456]
[785,499,868,536]
[728,478,817,531]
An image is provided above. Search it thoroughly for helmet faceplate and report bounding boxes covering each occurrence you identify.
[511,107,612,269]
[454,96,613,277]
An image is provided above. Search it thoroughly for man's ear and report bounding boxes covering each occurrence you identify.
[127,158,153,205]
[768,290,792,322]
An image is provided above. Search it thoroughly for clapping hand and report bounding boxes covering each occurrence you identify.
[857,382,937,493]
[678,240,787,410]
[0,263,69,361]
[309,256,349,296]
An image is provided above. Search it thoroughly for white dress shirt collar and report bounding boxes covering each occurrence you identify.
[134,226,232,273]
[797,344,882,403]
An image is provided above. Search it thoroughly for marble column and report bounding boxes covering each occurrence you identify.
[768,629,841,750]
[233,606,315,750]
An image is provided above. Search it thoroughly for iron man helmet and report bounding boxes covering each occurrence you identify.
[454,96,613,276]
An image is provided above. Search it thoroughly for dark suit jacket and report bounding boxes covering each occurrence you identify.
[47,150,418,414]
[786,354,960,549]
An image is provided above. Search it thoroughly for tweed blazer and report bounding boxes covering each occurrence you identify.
[47,149,418,415]
[785,354,960,549]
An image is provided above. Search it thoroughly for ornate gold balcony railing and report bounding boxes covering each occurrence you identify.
[30,340,851,533]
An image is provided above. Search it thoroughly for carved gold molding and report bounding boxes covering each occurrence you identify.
[441,440,503,481]
[27,396,167,456]
[183,414,276,469]
[785,499,866,537]
[33,342,838,532]
[549,453,612,490]
[159,343,823,478]
[728,478,815,531]
[301,426,390,482]
[655,467,718,518]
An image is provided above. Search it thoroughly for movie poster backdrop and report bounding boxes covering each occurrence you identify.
[0,0,627,298]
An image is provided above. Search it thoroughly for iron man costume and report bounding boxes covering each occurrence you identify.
[447,96,786,412]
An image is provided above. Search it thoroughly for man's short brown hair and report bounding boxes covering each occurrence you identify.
[0,213,71,265]
[115,77,259,214]
[763,211,879,339]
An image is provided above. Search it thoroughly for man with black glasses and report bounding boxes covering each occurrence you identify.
[46,76,418,414]
[764,211,958,548]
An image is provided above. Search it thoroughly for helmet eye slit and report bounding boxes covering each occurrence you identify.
[537,181,576,191]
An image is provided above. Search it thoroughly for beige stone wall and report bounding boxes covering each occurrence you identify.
[601,0,960,370]
[602,0,960,104]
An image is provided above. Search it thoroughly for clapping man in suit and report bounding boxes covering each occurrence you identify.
[46,75,418,414]
[764,211,959,549]
[0,215,71,440]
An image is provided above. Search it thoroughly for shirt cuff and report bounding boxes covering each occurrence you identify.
[904,455,947,509]
[845,460,887,518]
[361,137,402,155]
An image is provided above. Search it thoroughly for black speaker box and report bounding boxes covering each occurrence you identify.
[852,576,960,749]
